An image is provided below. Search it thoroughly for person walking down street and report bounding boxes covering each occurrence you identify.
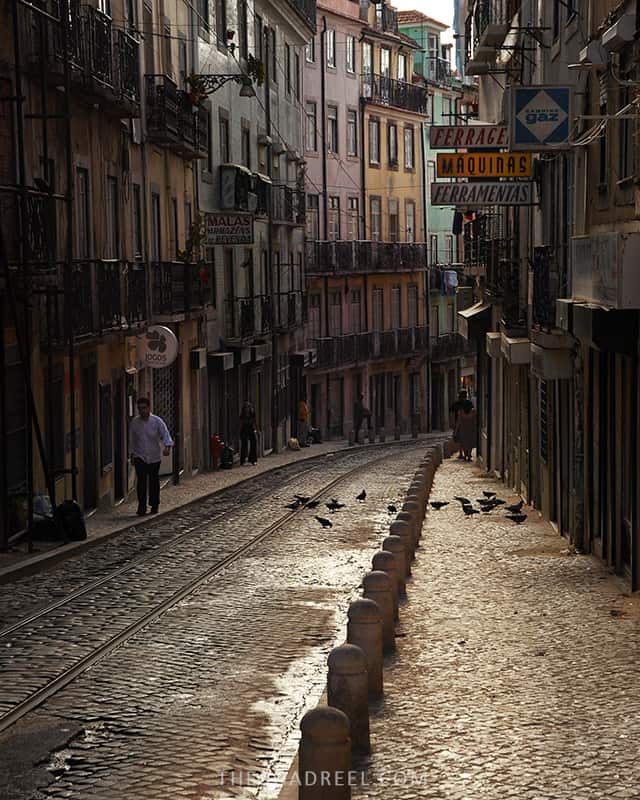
[354,393,371,440]
[298,395,310,447]
[239,400,258,465]
[129,397,173,516]
[449,389,468,459]
[454,399,477,462]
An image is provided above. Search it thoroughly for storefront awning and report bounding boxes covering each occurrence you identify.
[458,302,492,340]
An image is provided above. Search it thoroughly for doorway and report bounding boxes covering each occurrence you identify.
[81,363,98,511]
[113,375,125,501]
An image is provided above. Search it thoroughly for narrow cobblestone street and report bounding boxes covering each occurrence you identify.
[352,458,640,800]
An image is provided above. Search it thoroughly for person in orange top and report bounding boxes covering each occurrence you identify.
[298,395,310,447]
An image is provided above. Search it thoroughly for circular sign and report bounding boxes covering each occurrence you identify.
[138,325,179,369]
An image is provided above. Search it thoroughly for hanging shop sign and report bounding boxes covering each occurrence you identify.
[205,213,254,245]
[138,325,179,369]
[436,152,532,178]
[429,125,509,149]
[510,86,572,150]
[430,181,534,206]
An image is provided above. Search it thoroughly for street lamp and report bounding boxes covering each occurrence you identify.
[187,73,256,100]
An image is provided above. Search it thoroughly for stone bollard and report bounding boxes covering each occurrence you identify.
[393,516,414,564]
[379,428,385,442]
[357,431,364,445]
[402,500,422,547]
[411,424,419,439]
[367,429,375,444]
[394,427,400,440]
[408,483,426,512]
[348,430,355,446]
[406,492,424,519]
[372,550,399,621]
[327,644,370,756]
[299,706,351,800]
[362,571,395,653]
[382,535,407,597]
[347,599,383,699]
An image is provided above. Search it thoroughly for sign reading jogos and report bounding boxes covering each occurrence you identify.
[431,182,534,206]
[138,325,179,369]
[205,213,254,245]
[437,152,532,179]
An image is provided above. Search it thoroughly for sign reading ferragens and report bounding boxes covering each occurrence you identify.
[437,152,532,179]
[429,125,509,149]
[206,213,254,245]
[431,182,534,206]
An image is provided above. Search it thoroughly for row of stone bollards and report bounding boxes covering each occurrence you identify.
[295,439,456,799]
[347,426,421,446]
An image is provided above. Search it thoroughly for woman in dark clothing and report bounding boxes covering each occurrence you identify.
[454,399,477,462]
[239,401,257,465]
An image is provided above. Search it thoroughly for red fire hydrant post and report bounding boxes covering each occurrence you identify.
[210,435,224,470]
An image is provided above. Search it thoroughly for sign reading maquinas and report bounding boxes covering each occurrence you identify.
[205,213,254,245]
[431,182,534,206]
[510,86,572,150]
[429,125,509,149]
[437,152,532,178]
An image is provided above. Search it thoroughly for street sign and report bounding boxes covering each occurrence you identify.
[510,86,572,150]
[429,125,509,149]
[205,213,254,245]
[436,152,532,179]
[430,182,534,206]
[138,325,179,369]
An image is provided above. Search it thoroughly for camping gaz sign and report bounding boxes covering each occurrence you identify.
[437,152,532,179]
[510,86,572,150]
[431,181,534,206]
[429,125,509,149]
[205,213,254,245]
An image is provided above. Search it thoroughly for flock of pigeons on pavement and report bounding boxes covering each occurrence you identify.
[283,487,527,529]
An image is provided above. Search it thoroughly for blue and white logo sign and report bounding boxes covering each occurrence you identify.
[510,86,572,150]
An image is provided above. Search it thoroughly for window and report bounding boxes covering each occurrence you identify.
[327,105,338,153]
[329,290,342,334]
[308,292,321,338]
[430,234,438,266]
[347,110,357,156]
[368,118,380,164]
[380,47,390,76]
[427,160,436,185]
[305,36,315,63]
[307,194,319,239]
[447,303,455,331]
[404,126,414,169]
[105,176,119,258]
[294,53,301,100]
[431,305,439,336]
[328,196,340,240]
[389,198,399,242]
[169,197,179,258]
[215,0,226,48]
[99,382,113,472]
[178,36,187,87]
[372,287,384,331]
[241,126,251,169]
[362,41,373,97]
[326,29,336,68]
[408,284,418,326]
[391,285,401,329]
[306,102,317,151]
[405,201,415,242]
[254,14,263,60]
[347,197,359,240]
[445,234,454,265]
[370,197,381,241]
[398,54,407,82]
[350,289,362,333]
[151,193,161,260]
[346,35,356,73]
[237,0,248,59]
[388,122,398,166]
[132,183,143,259]
[285,43,291,93]
[219,114,230,163]
[271,28,277,82]
[75,167,90,258]
[441,96,452,124]
[163,19,172,75]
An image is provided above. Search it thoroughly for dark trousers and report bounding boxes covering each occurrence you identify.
[134,458,161,510]
[240,427,257,464]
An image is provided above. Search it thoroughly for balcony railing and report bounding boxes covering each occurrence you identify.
[224,297,257,340]
[307,241,427,275]
[276,290,305,331]
[145,76,208,159]
[151,261,211,315]
[373,3,398,33]
[361,74,428,113]
[272,184,306,225]
[532,246,555,331]
[466,0,514,67]
[426,56,452,86]
[309,325,428,369]
[286,0,316,31]
[430,333,472,361]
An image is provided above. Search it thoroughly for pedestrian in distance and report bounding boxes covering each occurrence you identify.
[449,389,468,459]
[353,393,371,440]
[239,400,258,466]
[454,399,477,462]
[298,394,310,447]
[129,397,173,516]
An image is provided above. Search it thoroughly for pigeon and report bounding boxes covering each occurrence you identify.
[480,505,495,513]
[305,499,320,509]
[315,516,333,528]
[285,500,301,510]
[505,500,524,514]
[430,501,449,510]
[462,505,480,516]
[356,489,366,501]
[483,490,496,499]
[326,499,345,512]
[387,504,397,513]
[454,496,471,505]
[492,499,506,506]
[506,513,527,524]
[295,495,311,505]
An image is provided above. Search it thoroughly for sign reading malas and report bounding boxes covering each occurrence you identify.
[429,125,509,149]
[437,152,532,178]
[431,182,534,206]
[205,213,254,245]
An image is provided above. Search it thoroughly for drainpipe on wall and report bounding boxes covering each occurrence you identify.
[265,25,278,452]
[420,119,431,430]
[320,17,330,338]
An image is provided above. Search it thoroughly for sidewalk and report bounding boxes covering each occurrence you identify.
[352,458,640,800]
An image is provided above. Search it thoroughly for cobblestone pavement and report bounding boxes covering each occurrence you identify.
[352,459,640,800]
[0,440,441,800]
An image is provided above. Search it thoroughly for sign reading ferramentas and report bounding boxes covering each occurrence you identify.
[429,125,509,149]
[437,152,532,179]
[205,213,254,245]
[430,182,534,206]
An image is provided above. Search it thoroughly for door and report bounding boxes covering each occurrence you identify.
[82,364,98,510]
[153,362,178,476]
[113,376,125,501]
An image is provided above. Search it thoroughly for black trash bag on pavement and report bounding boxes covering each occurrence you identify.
[53,500,87,542]
[220,445,234,469]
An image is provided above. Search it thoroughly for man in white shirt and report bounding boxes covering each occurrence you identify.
[129,397,173,516]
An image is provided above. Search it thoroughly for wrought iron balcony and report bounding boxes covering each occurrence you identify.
[465,0,515,68]
[361,74,427,113]
[426,56,452,86]
[430,333,472,361]
[307,241,427,275]
[373,3,398,33]
[272,184,306,225]
[145,76,208,159]
[224,297,257,340]
[285,0,316,32]
[531,246,555,331]
[151,261,211,316]
[309,325,428,369]
[276,290,304,331]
